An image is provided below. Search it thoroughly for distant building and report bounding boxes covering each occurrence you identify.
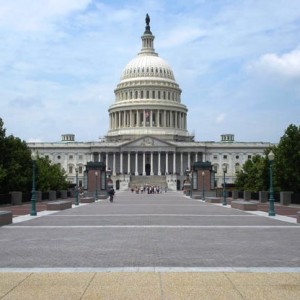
[28,15,272,190]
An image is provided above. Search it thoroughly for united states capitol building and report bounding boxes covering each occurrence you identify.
[28,15,271,191]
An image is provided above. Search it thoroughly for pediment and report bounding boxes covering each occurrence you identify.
[121,136,174,149]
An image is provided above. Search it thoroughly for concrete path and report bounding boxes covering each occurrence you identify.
[0,191,299,299]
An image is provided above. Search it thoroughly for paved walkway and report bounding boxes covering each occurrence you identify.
[0,191,300,299]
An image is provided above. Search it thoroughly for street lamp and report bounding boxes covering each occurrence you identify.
[222,165,227,206]
[202,171,205,200]
[95,171,98,200]
[268,151,276,216]
[75,167,79,206]
[30,151,37,216]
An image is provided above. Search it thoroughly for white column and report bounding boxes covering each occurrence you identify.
[188,152,191,170]
[127,152,131,174]
[158,152,161,175]
[137,110,140,127]
[150,152,154,175]
[106,153,108,169]
[180,152,183,175]
[118,112,121,128]
[113,152,116,176]
[143,152,146,176]
[120,152,123,174]
[130,110,132,127]
[202,152,206,162]
[164,110,167,127]
[150,110,153,127]
[195,152,198,162]
[135,152,138,175]
[173,152,176,174]
[166,152,169,174]
[143,109,146,127]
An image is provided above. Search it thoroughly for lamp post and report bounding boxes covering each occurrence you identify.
[95,171,98,200]
[222,165,227,206]
[30,151,37,216]
[75,167,79,206]
[268,151,276,216]
[202,171,205,200]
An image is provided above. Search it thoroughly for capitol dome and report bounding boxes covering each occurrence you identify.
[121,55,175,81]
[106,14,193,142]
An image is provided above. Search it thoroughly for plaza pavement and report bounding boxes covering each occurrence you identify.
[0,191,299,299]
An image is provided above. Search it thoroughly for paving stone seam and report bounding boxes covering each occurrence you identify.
[0,272,32,299]
[159,272,164,300]
[45,214,258,217]
[223,272,246,300]
[1,267,300,273]
[5,225,300,228]
[80,272,96,300]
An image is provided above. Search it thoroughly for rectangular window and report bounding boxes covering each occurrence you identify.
[223,155,227,159]
[79,155,83,160]
[69,166,73,174]
[69,155,73,159]
[79,166,83,174]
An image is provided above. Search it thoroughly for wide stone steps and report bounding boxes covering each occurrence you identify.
[129,175,167,188]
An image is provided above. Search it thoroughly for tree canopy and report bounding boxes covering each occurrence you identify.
[274,124,300,192]
[235,124,300,192]
[0,118,68,193]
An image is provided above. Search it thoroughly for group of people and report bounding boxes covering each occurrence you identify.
[131,185,167,194]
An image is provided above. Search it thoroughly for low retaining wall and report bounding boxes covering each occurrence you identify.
[231,200,258,211]
[205,197,222,204]
[0,211,13,226]
[47,200,72,210]
[80,197,95,203]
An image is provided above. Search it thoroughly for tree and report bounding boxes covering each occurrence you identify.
[235,154,269,191]
[36,156,68,191]
[274,124,300,192]
[0,118,32,193]
[0,117,68,193]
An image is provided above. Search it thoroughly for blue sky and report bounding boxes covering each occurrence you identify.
[0,0,299,143]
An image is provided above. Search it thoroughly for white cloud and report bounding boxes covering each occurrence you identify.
[247,48,300,79]
[0,0,91,31]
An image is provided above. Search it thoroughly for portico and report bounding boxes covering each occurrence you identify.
[92,137,203,177]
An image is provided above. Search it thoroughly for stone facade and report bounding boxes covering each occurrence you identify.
[27,16,272,190]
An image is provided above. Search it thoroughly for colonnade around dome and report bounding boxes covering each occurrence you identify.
[109,109,187,131]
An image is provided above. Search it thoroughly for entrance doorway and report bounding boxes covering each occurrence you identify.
[177,180,181,190]
[145,164,151,176]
